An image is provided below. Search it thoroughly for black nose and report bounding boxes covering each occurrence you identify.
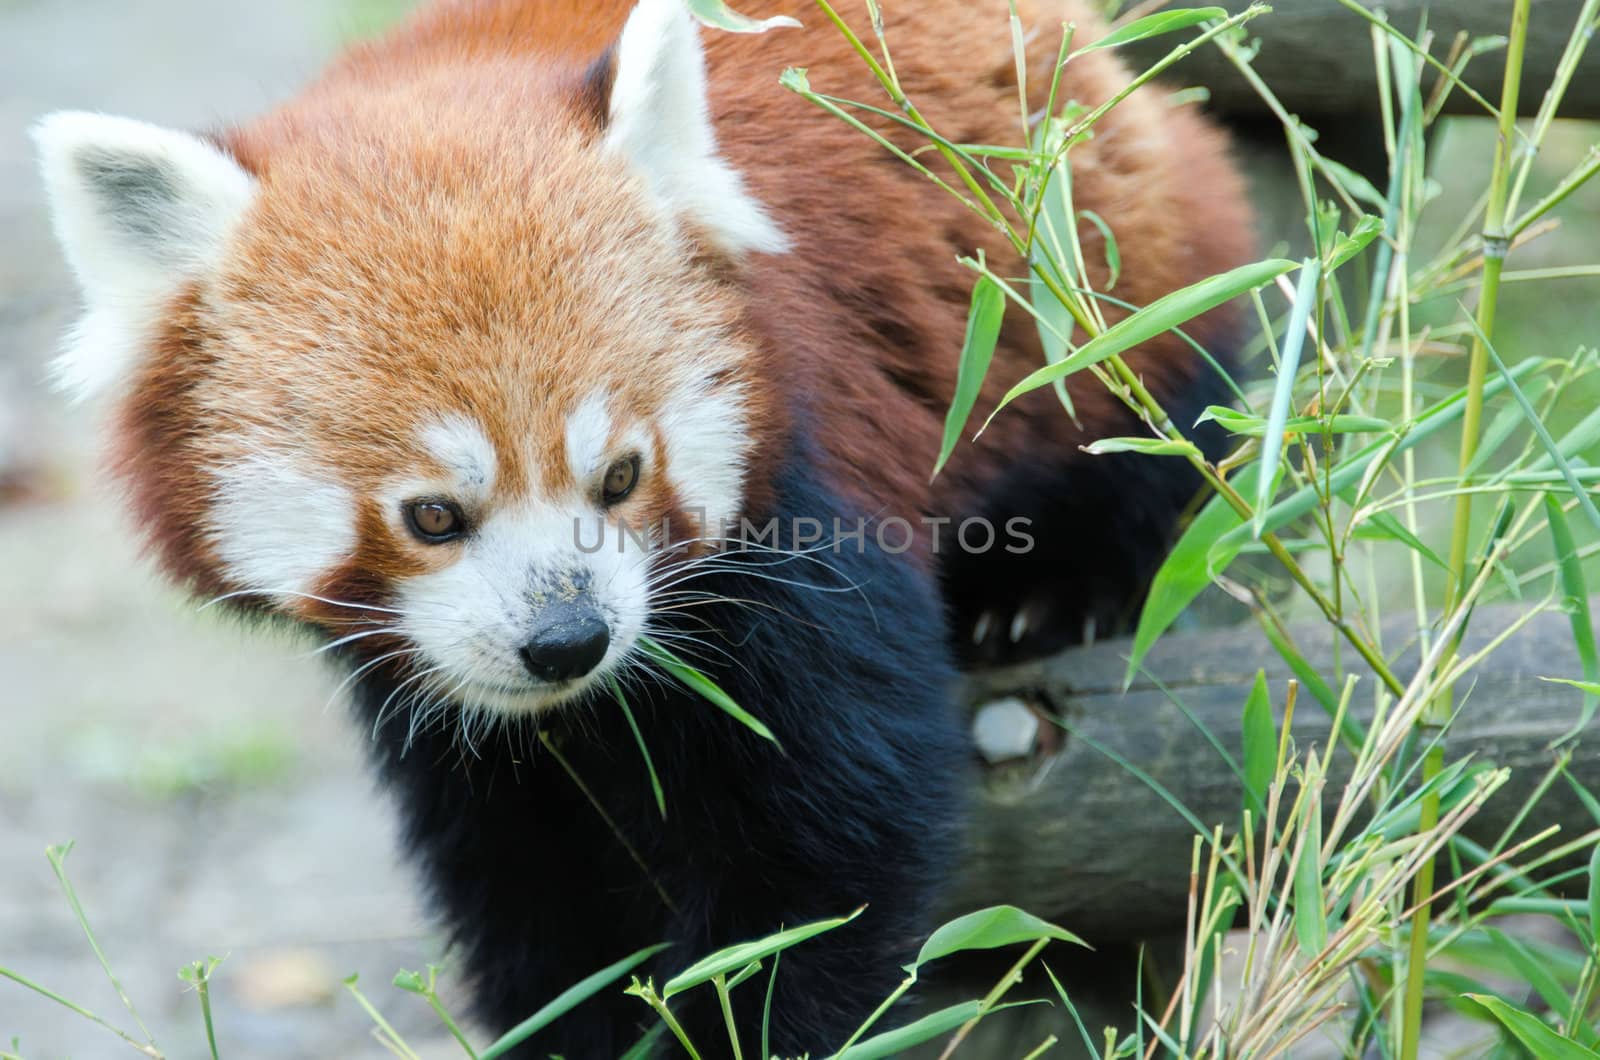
[519,608,610,683]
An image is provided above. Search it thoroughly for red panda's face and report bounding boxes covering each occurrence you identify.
[34,0,790,719]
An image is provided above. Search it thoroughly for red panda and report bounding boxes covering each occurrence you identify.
[34,0,1253,1053]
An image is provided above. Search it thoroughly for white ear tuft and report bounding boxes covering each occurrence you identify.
[32,111,257,400]
[606,0,790,257]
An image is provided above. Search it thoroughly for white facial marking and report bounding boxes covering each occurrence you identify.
[421,415,498,500]
[32,111,257,400]
[564,392,613,486]
[607,0,791,256]
[210,455,356,598]
[658,374,750,538]
[394,498,651,715]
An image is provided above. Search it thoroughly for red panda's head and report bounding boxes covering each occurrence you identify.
[33,0,789,716]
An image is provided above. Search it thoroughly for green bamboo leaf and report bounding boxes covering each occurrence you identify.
[913,906,1087,969]
[834,1001,1046,1060]
[639,636,780,748]
[1366,759,1483,843]
[663,912,858,998]
[1077,209,1121,290]
[832,1001,982,1060]
[1082,437,1200,456]
[481,943,673,1059]
[1531,404,1600,473]
[619,1025,669,1060]
[1476,321,1600,535]
[1545,495,1599,744]
[984,259,1297,429]
[1482,929,1572,1018]
[1255,615,1352,739]
[1124,462,1263,687]
[1292,799,1327,957]
[1077,7,1226,51]
[1589,843,1600,945]
[609,678,666,819]
[1194,405,1262,434]
[1207,412,1392,437]
[1213,357,1546,554]
[1029,122,1079,422]
[1547,677,1600,696]
[1256,258,1320,537]
[685,0,800,33]
[934,275,1006,478]
[1466,376,1551,476]
[1566,771,1600,833]
[1348,507,1448,571]
[1325,213,1385,269]
[1317,159,1388,210]
[1240,670,1275,817]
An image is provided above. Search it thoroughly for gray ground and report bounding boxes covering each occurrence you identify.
[1,1,461,1056]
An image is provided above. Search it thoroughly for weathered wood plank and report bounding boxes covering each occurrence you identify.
[946,600,1599,940]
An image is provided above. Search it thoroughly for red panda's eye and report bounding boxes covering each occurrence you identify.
[405,500,465,542]
[601,455,641,506]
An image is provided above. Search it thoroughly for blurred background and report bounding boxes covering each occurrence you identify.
[0,2,457,1056]
[0,0,1595,1057]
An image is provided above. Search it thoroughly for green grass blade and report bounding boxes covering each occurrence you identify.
[481,943,672,1059]
[934,274,1006,478]
[1041,962,1102,1059]
[609,677,667,819]
[761,950,781,1060]
[343,974,423,1060]
[638,636,780,748]
[1256,258,1320,536]
[45,844,155,1048]
[983,259,1297,429]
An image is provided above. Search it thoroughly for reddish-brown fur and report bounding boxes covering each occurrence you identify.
[114,0,1252,618]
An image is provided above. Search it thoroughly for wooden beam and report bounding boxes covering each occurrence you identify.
[1122,0,1600,121]
[946,600,1599,941]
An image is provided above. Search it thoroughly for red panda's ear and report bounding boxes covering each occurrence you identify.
[604,0,791,258]
[31,112,256,401]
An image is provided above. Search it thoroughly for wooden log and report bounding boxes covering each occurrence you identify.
[1121,0,1600,121]
[946,600,1600,941]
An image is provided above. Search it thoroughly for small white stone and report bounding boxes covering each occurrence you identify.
[972,696,1041,764]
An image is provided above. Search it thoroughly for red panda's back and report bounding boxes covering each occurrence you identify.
[254,0,1253,525]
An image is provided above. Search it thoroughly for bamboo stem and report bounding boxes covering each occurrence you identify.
[1398,2,1531,1056]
